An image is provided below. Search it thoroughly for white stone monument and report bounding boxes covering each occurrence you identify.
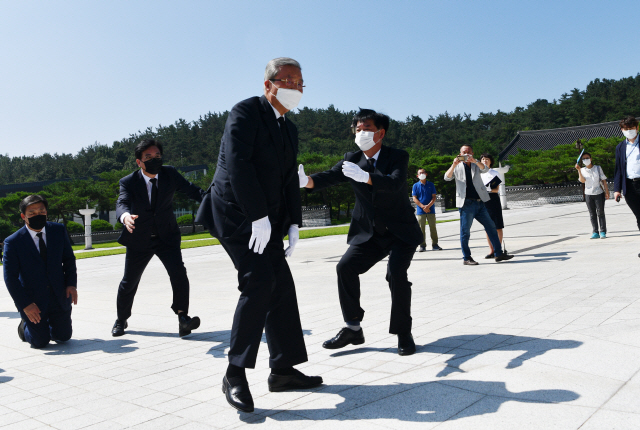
[78,204,96,250]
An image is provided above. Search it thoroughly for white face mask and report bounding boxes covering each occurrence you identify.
[273,87,302,111]
[582,159,591,166]
[623,129,638,140]
[354,131,378,151]
[418,174,426,180]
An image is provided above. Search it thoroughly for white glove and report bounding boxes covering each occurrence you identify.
[284,224,299,257]
[249,215,271,254]
[342,161,370,183]
[298,164,309,188]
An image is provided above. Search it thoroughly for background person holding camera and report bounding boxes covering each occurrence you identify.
[576,152,609,239]
[444,145,513,266]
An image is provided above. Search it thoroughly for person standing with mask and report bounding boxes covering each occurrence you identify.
[299,109,423,357]
[412,168,442,252]
[111,139,204,338]
[3,195,77,348]
[614,116,640,254]
[196,57,322,413]
[576,152,609,239]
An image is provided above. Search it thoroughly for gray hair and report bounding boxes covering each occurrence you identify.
[264,57,301,81]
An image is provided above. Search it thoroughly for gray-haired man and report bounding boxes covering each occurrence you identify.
[197,57,321,413]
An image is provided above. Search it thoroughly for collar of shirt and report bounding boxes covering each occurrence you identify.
[268,101,284,122]
[364,149,381,163]
[27,225,46,247]
[141,171,159,187]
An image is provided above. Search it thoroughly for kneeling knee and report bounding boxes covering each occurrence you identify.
[30,338,50,349]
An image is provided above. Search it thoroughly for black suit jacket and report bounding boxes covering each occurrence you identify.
[310,145,422,247]
[614,139,632,194]
[116,165,204,249]
[3,222,77,312]
[196,95,302,239]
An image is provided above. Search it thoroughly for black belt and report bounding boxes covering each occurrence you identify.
[150,234,159,239]
[465,198,482,202]
[631,178,640,182]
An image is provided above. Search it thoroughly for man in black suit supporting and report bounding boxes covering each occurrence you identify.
[112,139,204,337]
[300,109,423,356]
[196,57,321,413]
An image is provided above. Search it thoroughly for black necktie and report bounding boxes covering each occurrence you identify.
[36,232,47,261]
[367,158,376,172]
[149,178,158,209]
[277,117,291,150]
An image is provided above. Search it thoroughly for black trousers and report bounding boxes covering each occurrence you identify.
[219,229,307,369]
[336,231,415,334]
[19,289,72,349]
[624,178,640,231]
[117,238,190,321]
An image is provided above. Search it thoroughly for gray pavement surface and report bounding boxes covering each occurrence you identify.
[2,201,640,429]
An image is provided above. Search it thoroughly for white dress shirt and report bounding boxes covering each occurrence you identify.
[626,138,640,179]
[363,149,381,167]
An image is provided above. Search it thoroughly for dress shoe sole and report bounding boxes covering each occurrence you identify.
[323,337,365,349]
[222,378,254,413]
[268,380,323,392]
[398,348,416,356]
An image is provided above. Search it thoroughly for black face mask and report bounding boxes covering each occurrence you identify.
[27,214,47,230]
[143,157,163,175]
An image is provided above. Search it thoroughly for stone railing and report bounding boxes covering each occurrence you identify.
[505,180,613,208]
[302,205,331,227]
[69,224,207,245]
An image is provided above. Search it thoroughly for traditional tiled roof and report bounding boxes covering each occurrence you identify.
[498,118,640,161]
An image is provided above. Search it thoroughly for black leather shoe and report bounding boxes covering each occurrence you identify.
[178,314,201,337]
[268,369,323,392]
[18,319,26,342]
[222,375,254,413]
[398,332,416,356]
[495,253,514,262]
[485,253,495,259]
[322,327,365,349]
[432,244,443,250]
[463,258,479,266]
[111,319,127,337]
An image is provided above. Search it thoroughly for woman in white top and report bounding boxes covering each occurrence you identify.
[575,152,609,239]
[480,154,504,258]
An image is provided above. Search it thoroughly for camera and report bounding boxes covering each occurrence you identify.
[456,155,468,162]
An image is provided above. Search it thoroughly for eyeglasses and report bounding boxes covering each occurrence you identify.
[269,79,305,90]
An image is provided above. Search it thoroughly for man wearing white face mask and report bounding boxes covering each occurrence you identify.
[614,116,640,254]
[196,57,321,413]
[299,109,423,356]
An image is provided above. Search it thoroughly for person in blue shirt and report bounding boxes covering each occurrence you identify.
[412,169,442,252]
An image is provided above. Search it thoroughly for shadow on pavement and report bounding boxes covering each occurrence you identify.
[0,311,20,319]
[44,338,138,355]
[424,333,582,377]
[240,380,579,423]
[0,368,13,384]
[331,333,582,377]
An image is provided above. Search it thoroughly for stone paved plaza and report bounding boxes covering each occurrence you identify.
[2,201,640,429]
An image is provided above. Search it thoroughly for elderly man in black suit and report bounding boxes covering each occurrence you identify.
[112,139,204,337]
[300,109,423,356]
[196,57,321,413]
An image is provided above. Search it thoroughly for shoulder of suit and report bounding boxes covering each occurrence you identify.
[120,170,139,183]
[46,222,65,232]
[233,96,261,111]
[383,146,409,159]
[4,226,25,243]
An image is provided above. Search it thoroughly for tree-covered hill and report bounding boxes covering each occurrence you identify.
[2,74,639,186]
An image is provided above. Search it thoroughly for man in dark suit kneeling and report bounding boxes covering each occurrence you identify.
[300,109,423,356]
[3,195,78,349]
[112,139,204,337]
[196,57,321,413]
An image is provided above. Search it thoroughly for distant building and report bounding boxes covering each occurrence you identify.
[498,119,639,161]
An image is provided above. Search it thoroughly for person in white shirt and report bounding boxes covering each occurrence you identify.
[576,152,609,239]
[480,154,505,257]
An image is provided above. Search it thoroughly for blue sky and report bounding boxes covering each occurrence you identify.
[1,0,638,158]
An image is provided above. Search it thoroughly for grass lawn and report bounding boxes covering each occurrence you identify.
[71,218,458,260]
